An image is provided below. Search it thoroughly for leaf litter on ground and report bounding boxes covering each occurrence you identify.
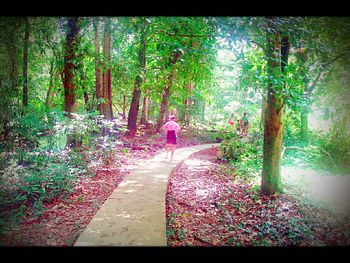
[166,147,350,246]
[0,132,205,246]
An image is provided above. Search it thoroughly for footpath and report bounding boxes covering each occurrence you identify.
[74,143,219,246]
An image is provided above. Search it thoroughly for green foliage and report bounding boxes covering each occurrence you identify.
[282,107,303,146]
[216,129,239,141]
[312,128,350,173]
[0,148,89,224]
[282,126,350,174]
[220,132,263,181]
[63,111,102,148]
[1,16,350,231]
[179,128,220,144]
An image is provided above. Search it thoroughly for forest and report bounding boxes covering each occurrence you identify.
[0,16,349,246]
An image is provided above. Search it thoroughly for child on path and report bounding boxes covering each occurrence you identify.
[163,115,180,161]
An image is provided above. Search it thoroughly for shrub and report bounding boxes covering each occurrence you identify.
[220,132,263,181]
[0,148,89,223]
[312,128,350,173]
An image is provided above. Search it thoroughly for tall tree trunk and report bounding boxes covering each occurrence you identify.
[262,90,284,195]
[22,16,29,108]
[63,17,80,148]
[127,77,142,136]
[127,21,147,137]
[140,95,149,125]
[179,82,192,126]
[156,51,183,132]
[261,19,290,195]
[3,19,19,140]
[93,18,102,114]
[101,18,113,120]
[157,86,170,132]
[63,17,79,116]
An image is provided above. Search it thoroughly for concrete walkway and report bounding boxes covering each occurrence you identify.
[74,143,219,246]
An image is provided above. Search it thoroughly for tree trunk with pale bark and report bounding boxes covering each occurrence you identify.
[261,18,290,195]
[101,18,113,120]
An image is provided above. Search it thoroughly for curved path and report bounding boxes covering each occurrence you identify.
[74,143,219,246]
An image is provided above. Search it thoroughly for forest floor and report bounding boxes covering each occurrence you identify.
[1,131,350,246]
[0,131,203,246]
[166,147,350,246]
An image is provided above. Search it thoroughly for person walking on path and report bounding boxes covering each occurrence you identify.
[163,115,180,161]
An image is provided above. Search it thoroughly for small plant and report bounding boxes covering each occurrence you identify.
[77,196,84,203]
[166,228,175,238]
[178,229,186,240]
[226,237,235,245]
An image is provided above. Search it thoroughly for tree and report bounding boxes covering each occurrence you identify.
[296,17,350,143]
[156,47,184,132]
[0,17,21,141]
[63,17,80,147]
[101,17,113,120]
[261,18,290,195]
[153,17,217,131]
[127,18,147,137]
[140,94,150,125]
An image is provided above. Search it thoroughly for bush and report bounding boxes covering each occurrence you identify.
[220,132,263,181]
[281,126,350,174]
[179,128,221,144]
[312,128,350,173]
[0,148,89,223]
